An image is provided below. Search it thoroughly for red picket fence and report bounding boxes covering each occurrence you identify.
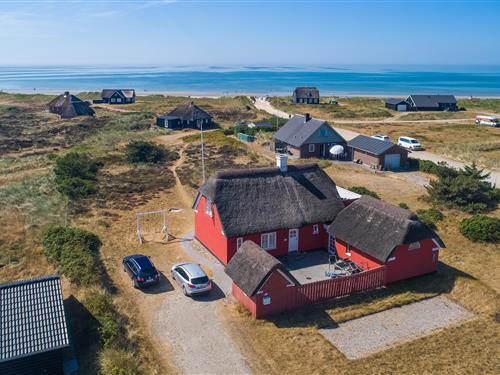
[293,265,387,305]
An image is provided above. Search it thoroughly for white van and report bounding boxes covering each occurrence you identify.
[398,136,422,151]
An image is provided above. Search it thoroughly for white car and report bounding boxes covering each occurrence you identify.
[171,262,212,296]
[371,134,390,142]
[398,136,422,151]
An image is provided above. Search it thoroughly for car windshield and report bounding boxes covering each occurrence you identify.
[191,276,209,285]
[410,140,419,144]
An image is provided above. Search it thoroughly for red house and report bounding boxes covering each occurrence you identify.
[193,158,345,265]
[328,196,445,283]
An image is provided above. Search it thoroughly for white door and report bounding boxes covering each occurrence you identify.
[384,154,401,170]
[288,229,299,252]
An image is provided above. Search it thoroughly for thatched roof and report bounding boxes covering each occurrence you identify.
[328,196,445,262]
[198,164,345,238]
[225,241,298,296]
[293,87,320,99]
[47,92,95,119]
[167,102,211,121]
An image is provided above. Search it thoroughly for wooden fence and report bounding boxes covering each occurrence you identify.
[293,266,387,305]
[246,266,387,318]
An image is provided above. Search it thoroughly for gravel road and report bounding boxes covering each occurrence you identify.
[152,234,251,375]
[320,296,474,359]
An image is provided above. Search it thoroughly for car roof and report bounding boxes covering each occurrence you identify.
[126,254,154,269]
[176,263,206,278]
[399,136,417,141]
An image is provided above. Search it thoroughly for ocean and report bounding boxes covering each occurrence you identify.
[0,65,499,97]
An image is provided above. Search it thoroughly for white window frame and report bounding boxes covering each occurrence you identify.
[312,224,319,235]
[408,241,420,251]
[261,232,277,250]
[308,144,315,153]
[205,199,213,217]
[236,237,243,251]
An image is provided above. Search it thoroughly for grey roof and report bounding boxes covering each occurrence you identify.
[0,275,69,363]
[385,98,407,105]
[167,102,212,121]
[347,135,402,156]
[328,196,445,262]
[197,164,345,238]
[293,87,320,99]
[157,115,180,120]
[407,95,457,108]
[225,241,298,296]
[274,115,346,147]
[47,92,95,118]
[101,89,135,99]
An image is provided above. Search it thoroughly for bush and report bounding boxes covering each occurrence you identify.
[99,348,139,375]
[84,292,124,348]
[54,152,100,199]
[398,202,410,209]
[42,226,101,285]
[416,207,444,230]
[125,141,167,164]
[348,186,380,199]
[425,163,497,213]
[460,215,500,243]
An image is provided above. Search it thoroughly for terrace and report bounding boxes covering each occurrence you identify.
[278,250,364,285]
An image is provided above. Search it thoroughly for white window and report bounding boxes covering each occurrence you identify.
[312,224,319,234]
[237,237,243,251]
[345,244,351,256]
[261,232,277,250]
[205,199,213,217]
[308,144,315,153]
[263,295,271,305]
[409,241,420,250]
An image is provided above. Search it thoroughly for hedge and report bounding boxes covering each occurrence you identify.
[348,186,380,199]
[459,215,500,243]
[416,207,444,230]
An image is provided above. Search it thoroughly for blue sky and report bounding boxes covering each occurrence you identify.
[1,0,499,66]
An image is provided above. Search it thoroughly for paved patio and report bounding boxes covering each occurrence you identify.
[320,296,474,359]
[278,250,332,284]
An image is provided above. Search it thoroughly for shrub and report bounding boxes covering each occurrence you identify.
[460,215,500,243]
[398,202,410,209]
[416,207,444,230]
[99,348,139,375]
[42,226,101,285]
[125,141,167,164]
[84,292,123,348]
[348,186,379,199]
[425,163,497,213]
[54,152,100,199]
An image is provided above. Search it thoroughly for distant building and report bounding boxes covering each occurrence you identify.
[47,91,95,119]
[156,102,212,129]
[406,95,457,111]
[100,89,136,104]
[292,87,320,104]
[0,276,71,375]
[273,114,346,158]
[347,134,408,170]
[385,98,408,112]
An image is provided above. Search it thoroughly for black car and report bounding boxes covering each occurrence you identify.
[122,254,160,288]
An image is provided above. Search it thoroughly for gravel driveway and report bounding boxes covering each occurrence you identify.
[320,296,474,359]
[152,233,251,375]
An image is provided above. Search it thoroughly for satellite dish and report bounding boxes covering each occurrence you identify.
[329,145,344,155]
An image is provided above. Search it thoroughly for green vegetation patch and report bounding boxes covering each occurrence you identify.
[348,186,380,199]
[54,152,101,199]
[459,215,500,243]
[415,207,445,230]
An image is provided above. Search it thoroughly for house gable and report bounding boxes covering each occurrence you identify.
[302,122,345,145]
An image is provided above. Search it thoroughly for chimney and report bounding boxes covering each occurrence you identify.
[276,154,288,173]
[304,113,311,122]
